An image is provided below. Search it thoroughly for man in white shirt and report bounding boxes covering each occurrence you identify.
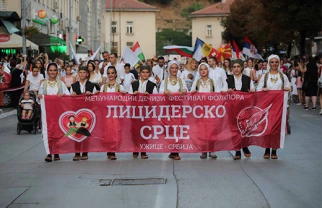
[152,56,166,83]
[208,57,216,71]
[99,51,110,75]
[24,67,44,92]
[102,53,124,84]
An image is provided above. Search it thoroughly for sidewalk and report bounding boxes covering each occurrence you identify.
[0,108,16,119]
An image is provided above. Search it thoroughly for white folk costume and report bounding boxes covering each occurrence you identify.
[39,79,70,96]
[257,55,290,91]
[256,54,290,160]
[191,64,215,92]
[100,82,124,92]
[128,79,158,94]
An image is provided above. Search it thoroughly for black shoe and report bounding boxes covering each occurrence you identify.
[264,148,270,159]
[233,151,241,160]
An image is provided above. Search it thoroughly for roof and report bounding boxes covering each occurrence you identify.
[191,0,234,17]
[105,0,159,12]
[28,33,66,47]
[0,11,20,21]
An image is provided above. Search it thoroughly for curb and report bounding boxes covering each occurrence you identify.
[0,109,17,119]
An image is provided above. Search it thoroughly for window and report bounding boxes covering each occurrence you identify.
[112,42,118,53]
[126,42,133,48]
[111,21,117,34]
[112,42,118,48]
[127,22,133,34]
[206,25,212,36]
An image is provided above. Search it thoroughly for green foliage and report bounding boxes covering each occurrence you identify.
[222,0,321,56]
[156,29,192,56]
[24,26,40,38]
[181,2,203,20]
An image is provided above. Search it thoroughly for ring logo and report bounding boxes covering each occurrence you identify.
[237,104,272,138]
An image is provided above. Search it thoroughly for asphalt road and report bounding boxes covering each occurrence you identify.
[0,104,321,208]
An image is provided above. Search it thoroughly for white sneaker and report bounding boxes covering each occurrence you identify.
[319,109,322,115]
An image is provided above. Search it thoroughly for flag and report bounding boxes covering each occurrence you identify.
[132,41,145,61]
[163,45,193,57]
[216,43,232,62]
[193,38,218,61]
[232,40,240,59]
[90,48,93,55]
[89,44,102,60]
[69,41,80,64]
[242,37,263,60]
[120,47,140,67]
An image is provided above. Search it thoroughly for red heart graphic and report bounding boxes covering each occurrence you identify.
[59,109,96,142]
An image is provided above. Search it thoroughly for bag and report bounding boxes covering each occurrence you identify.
[318,73,322,88]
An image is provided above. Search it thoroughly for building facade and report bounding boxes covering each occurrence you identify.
[78,0,106,54]
[190,0,234,48]
[105,0,158,59]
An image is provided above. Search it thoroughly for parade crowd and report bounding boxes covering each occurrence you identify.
[0,51,321,162]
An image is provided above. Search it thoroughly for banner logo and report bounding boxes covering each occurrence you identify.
[59,108,96,142]
[237,104,272,138]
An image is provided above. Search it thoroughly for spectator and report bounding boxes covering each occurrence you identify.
[301,56,318,110]
[24,65,44,93]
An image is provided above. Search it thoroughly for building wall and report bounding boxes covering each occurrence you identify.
[191,16,225,48]
[3,0,20,15]
[105,11,156,59]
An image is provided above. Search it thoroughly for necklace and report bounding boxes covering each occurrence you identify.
[200,79,209,88]
[270,74,278,84]
[48,80,57,88]
[108,83,116,89]
[170,78,177,86]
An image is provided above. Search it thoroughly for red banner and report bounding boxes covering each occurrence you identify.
[41,91,287,154]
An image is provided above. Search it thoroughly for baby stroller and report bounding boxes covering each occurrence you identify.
[16,91,41,135]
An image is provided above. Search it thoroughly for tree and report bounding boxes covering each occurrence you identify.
[223,0,321,57]
[156,29,192,56]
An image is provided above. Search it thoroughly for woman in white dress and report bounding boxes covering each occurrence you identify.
[88,61,102,91]
[257,54,290,159]
[180,58,198,91]
[100,66,125,160]
[243,59,254,81]
[160,61,188,160]
[190,63,216,159]
[38,63,70,162]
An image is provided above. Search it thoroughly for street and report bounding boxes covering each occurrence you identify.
[0,104,321,208]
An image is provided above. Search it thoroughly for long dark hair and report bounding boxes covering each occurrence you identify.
[37,59,46,77]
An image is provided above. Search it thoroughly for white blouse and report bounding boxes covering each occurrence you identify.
[89,72,102,84]
[100,83,125,92]
[233,75,255,91]
[243,67,253,77]
[257,72,290,91]
[190,79,214,92]
[39,80,70,95]
[159,78,188,93]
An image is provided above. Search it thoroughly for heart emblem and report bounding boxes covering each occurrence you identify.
[59,108,96,142]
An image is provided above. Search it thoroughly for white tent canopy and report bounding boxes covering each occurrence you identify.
[0,27,38,50]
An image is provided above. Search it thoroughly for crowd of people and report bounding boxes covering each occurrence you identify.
[0,51,321,162]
